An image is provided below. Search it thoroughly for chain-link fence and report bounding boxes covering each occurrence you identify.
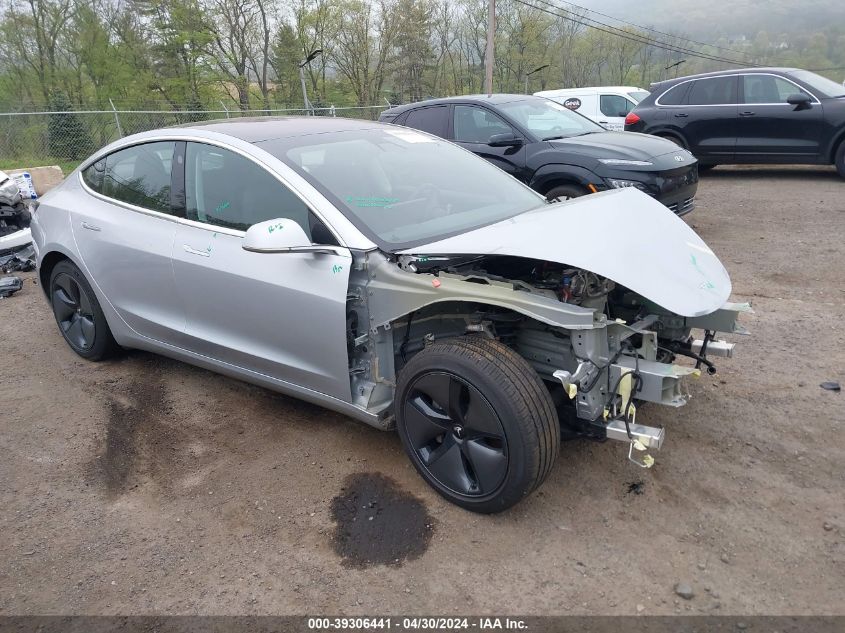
[0,104,389,172]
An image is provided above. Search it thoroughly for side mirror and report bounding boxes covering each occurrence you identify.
[786,93,811,109]
[618,111,628,118]
[242,218,341,255]
[488,132,524,147]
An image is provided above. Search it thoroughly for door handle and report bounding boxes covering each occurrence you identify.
[674,113,688,118]
[739,111,756,116]
[81,221,101,231]
[183,244,210,257]
[598,120,609,124]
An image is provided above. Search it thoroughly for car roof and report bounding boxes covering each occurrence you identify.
[173,116,384,143]
[535,86,645,95]
[382,94,539,116]
[650,67,801,91]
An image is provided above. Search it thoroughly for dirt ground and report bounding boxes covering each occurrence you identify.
[1,165,843,616]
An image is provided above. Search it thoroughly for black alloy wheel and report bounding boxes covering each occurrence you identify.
[403,371,508,497]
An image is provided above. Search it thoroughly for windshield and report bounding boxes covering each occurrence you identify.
[628,90,650,103]
[263,128,544,250]
[498,98,604,140]
[788,70,845,98]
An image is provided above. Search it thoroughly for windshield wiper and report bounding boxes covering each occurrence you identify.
[543,131,595,141]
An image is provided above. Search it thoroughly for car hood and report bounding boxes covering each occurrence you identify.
[398,188,730,317]
[549,130,690,162]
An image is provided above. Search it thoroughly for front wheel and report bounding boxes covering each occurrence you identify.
[545,184,589,202]
[395,337,560,513]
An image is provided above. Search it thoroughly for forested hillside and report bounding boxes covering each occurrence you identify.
[0,0,842,113]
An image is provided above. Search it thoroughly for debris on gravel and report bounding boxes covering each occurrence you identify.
[675,583,695,600]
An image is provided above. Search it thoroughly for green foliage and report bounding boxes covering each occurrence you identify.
[47,91,94,160]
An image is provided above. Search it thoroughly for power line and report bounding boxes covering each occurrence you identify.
[550,0,753,59]
[522,0,760,67]
[512,0,762,68]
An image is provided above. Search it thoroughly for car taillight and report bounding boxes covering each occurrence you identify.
[625,112,641,126]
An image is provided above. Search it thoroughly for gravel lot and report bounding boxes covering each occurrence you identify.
[1,165,843,616]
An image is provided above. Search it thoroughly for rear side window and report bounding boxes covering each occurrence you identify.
[185,142,331,241]
[453,105,513,143]
[402,106,449,138]
[84,142,175,213]
[742,74,807,104]
[687,76,738,105]
[658,82,692,105]
[600,94,633,117]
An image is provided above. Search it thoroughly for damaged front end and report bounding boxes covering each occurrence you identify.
[346,189,747,467]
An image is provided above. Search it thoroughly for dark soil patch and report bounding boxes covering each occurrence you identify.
[330,472,435,568]
[626,480,645,496]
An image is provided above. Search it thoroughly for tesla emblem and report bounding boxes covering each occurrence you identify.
[674,155,685,161]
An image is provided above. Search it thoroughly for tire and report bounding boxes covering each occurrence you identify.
[545,184,589,202]
[49,260,119,360]
[395,336,560,513]
[835,141,845,179]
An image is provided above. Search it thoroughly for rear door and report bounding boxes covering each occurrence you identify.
[171,141,353,400]
[451,104,528,181]
[680,75,739,160]
[735,73,824,160]
[75,141,185,345]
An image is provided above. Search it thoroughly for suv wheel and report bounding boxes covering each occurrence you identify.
[395,337,560,513]
[835,141,845,179]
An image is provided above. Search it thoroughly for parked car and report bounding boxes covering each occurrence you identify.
[625,67,845,176]
[534,86,650,131]
[380,95,698,215]
[31,118,744,512]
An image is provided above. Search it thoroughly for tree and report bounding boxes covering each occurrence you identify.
[48,89,93,159]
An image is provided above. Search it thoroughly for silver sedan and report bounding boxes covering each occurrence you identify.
[31,117,745,512]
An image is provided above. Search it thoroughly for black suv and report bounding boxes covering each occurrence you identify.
[625,67,845,177]
[380,94,699,215]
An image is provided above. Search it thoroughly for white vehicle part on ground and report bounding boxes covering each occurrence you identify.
[398,187,731,318]
[0,228,32,253]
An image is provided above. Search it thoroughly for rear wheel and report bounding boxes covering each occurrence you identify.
[545,184,589,202]
[395,337,559,513]
[49,260,118,360]
[835,141,845,179]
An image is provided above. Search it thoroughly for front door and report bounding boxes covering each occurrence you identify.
[735,74,825,160]
[74,141,185,346]
[172,142,353,400]
[451,105,528,182]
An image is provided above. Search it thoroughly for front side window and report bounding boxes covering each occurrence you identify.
[264,127,543,249]
[402,106,449,138]
[743,75,808,104]
[84,142,175,213]
[185,143,318,236]
[453,105,513,143]
[687,76,738,105]
[600,94,633,117]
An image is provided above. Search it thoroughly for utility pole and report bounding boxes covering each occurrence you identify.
[485,0,495,96]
